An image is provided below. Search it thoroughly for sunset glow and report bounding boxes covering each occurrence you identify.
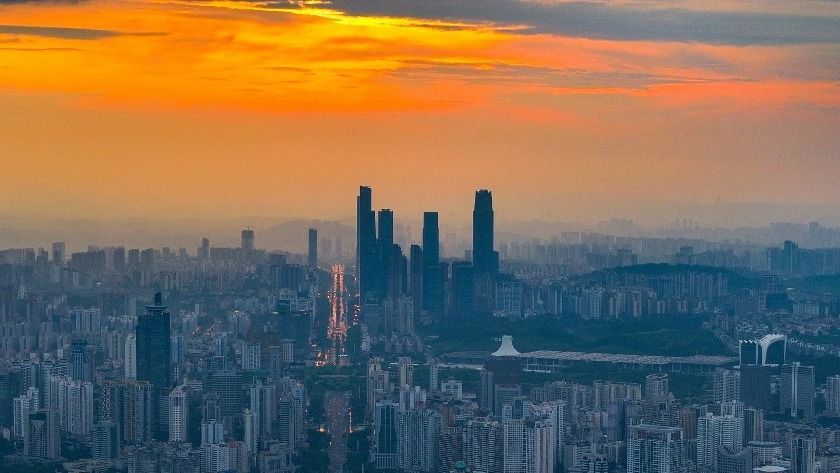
[1,0,838,222]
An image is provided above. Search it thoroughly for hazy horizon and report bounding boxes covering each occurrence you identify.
[1,0,838,225]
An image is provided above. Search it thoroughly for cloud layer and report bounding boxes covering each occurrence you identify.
[320,0,840,45]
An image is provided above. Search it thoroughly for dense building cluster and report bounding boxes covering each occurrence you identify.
[0,186,837,473]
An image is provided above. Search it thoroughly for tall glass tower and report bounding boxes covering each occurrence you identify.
[135,292,171,440]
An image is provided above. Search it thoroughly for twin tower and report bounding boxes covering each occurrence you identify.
[356,186,498,318]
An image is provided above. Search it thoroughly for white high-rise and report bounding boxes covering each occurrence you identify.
[502,418,555,473]
[13,387,40,439]
[697,412,742,469]
[531,401,565,467]
[54,376,94,436]
[202,420,225,446]
[168,385,189,442]
[627,424,684,473]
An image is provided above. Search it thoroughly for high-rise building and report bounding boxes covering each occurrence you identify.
[502,417,555,473]
[378,209,394,298]
[473,190,497,315]
[645,373,669,401]
[69,339,93,382]
[123,381,153,445]
[409,244,423,319]
[463,418,504,473]
[242,343,261,371]
[534,401,566,466]
[792,437,816,473]
[200,237,210,260]
[92,420,119,460]
[422,212,444,315]
[627,424,683,473]
[714,368,741,403]
[307,228,318,269]
[23,409,60,460]
[169,385,189,443]
[373,401,398,470]
[367,357,390,420]
[697,412,742,469]
[52,242,66,265]
[827,375,840,415]
[780,363,815,419]
[135,292,172,440]
[739,365,773,411]
[398,357,413,388]
[450,261,475,318]
[55,376,94,436]
[743,408,763,444]
[99,380,126,448]
[397,407,441,473]
[357,186,378,304]
[428,358,439,393]
[241,228,255,253]
[13,387,39,439]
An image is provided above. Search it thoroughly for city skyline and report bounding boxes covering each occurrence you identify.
[1,0,838,222]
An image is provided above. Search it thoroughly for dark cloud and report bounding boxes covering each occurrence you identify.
[0,24,165,40]
[0,0,83,4]
[290,0,840,45]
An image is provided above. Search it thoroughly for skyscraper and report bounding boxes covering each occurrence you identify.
[378,209,395,298]
[307,228,318,269]
[23,409,60,460]
[792,437,816,473]
[373,401,398,470]
[241,228,255,252]
[743,408,763,444]
[357,186,378,303]
[473,190,497,315]
[827,375,840,415]
[52,242,65,265]
[627,424,683,473]
[502,418,555,473]
[450,261,475,318]
[136,292,172,440]
[409,245,423,319]
[780,363,815,419]
[472,189,496,275]
[422,212,444,315]
[697,412,742,469]
[168,385,189,443]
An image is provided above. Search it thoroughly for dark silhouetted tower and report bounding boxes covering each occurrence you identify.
[409,245,423,319]
[357,186,378,303]
[472,190,496,274]
[241,229,255,252]
[423,212,444,315]
[473,190,497,315]
[308,228,318,268]
[135,292,171,440]
[378,209,395,298]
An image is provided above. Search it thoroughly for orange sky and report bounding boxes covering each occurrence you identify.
[1,0,838,224]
